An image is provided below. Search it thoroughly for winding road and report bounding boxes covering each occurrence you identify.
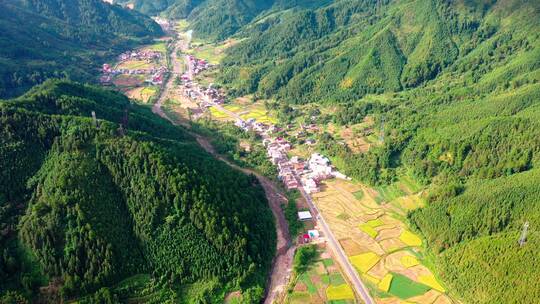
[151,33,295,304]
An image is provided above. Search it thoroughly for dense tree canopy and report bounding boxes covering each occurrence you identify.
[0,0,162,98]
[0,80,276,302]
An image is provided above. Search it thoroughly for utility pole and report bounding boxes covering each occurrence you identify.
[118,108,129,137]
[91,111,99,129]
[519,221,529,247]
[379,116,385,143]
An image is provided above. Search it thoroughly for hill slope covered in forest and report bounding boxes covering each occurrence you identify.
[117,0,332,40]
[0,80,276,303]
[216,0,540,303]
[0,0,163,98]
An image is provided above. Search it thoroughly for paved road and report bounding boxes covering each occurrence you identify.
[297,184,375,304]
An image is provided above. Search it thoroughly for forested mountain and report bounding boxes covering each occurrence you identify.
[117,0,332,40]
[216,0,540,303]
[0,80,276,302]
[220,0,539,102]
[0,0,162,98]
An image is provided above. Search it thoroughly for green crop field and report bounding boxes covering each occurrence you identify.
[388,273,431,299]
[146,42,167,53]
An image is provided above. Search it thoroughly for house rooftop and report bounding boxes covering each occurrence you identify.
[298,211,313,221]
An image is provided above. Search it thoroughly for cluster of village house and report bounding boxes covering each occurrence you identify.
[100,50,168,86]
[184,55,214,77]
[235,118,350,195]
[178,55,225,117]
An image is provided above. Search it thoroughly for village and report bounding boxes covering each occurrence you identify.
[100,49,168,86]
[97,20,452,304]
[166,35,452,304]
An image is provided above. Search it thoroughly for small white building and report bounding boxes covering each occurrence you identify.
[298,211,313,221]
[308,230,320,238]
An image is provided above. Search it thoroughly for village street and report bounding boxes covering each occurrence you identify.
[151,30,296,304]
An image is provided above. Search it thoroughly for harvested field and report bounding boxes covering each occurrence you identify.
[408,290,444,304]
[312,179,452,303]
[117,60,154,70]
[113,75,144,87]
[367,259,388,280]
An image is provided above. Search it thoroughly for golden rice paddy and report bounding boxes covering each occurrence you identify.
[311,179,451,303]
[350,252,380,273]
[326,284,355,301]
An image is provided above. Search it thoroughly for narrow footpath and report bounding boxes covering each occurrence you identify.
[152,35,295,304]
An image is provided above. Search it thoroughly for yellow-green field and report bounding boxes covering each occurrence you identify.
[144,42,167,54]
[311,179,452,303]
[209,107,233,121]
[126,86,158,103]
[175,19,190,31]
[186,40,229,65]
[117,60,154,70]
[216,102,277,124]
[326,284,355,301]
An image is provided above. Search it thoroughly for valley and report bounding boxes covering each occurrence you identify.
[1,0,539,303]
[138,19,455,304]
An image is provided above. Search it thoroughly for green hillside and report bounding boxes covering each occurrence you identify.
[216,0,540,302]
[0,80,276,303]
[0,0,162,98]
[118,0,331,41]
[220,0,539,103]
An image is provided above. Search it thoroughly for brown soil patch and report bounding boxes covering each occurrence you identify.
[126,87,144,100]
[376,226,402,241]
[341,127,371,153]
[310,294,325,304]
[314,263,326,275]
[385,251,409,273]
[339,238,367,256]
[367,260,388,280]
[239,140,251,152]
[320,251,331,259]
[433,294,453,304]
[224,291,241,303]
[375,298,401,304]
[408,289,443,304]
[294,282,307,292]
[235,96,252,105]
[113,76,143,87]
[326,264,339,274]
[310,275,322,286]
[379,238,406,252]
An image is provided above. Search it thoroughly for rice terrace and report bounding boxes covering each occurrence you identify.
[312,179,451,304]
